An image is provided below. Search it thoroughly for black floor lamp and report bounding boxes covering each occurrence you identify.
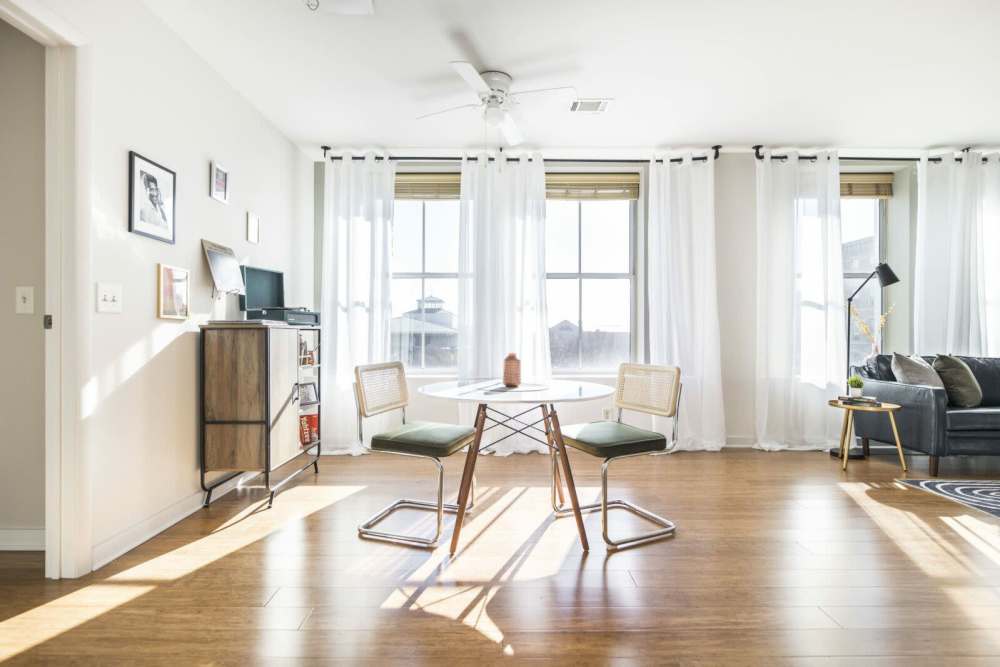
[845,262,899,386]
[834,262,899,460]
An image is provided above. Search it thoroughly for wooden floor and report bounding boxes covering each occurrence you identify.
[3,449,1000,664]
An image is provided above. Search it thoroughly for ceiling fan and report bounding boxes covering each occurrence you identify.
[417,61,576,146]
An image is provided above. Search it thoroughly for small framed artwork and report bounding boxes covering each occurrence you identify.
[210,161,229,203]
[247,211,260,244]
[129,151,176,244]
[157,263,190,320]
[298,382,319,405]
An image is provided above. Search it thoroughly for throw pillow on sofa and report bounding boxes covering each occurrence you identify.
[891,353,944,388]
[933,355,983,408]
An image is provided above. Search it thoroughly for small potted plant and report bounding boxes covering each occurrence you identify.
[847,374,864,398]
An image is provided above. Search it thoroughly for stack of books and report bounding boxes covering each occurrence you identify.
[838,395,882,407]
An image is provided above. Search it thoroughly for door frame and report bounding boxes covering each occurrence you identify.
[0,0,90,579]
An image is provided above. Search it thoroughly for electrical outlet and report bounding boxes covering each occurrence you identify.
[15,286,34,314]
[96,282,123,313]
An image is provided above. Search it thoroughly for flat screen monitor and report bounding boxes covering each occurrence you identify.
[239,266,285,311]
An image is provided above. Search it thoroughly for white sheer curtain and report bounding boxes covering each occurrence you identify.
[914,152,1000,356]
[320,154,395,454]
[646,154,726,450]
[458,153,550,455]
[754,150,846,451]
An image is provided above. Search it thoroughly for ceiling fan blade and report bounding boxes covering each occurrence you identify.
[415,103,480,121]
[450,61,491,96]
[510,85,578,98]
[498,112,524,147]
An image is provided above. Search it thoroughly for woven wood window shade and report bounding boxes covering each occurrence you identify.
[545,173,640,200]
[841,173,893,199]
[393,172,641,201]
[394,173,460,200]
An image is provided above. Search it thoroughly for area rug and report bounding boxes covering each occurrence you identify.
[900,479,1000,519]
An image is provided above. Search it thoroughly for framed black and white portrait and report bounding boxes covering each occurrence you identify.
[129,151,176,244]
[210,161,229,203]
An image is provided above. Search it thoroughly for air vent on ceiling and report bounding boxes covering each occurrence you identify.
[303,0,374,15]
[570,98,611,113]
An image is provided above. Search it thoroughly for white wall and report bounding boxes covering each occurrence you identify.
[42,0,314,567]
[714,154,758,444]
[0,19,46,549]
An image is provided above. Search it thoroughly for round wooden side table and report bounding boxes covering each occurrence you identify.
[827,400,908,473]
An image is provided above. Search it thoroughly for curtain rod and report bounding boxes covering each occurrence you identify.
[752,145,991,164]
[320,145,722,163]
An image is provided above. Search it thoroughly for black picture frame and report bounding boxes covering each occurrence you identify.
[128,151,176,244]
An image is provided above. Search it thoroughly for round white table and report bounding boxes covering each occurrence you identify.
[419,379,615,553]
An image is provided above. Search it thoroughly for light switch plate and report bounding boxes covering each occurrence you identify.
[96,282,122,313]
[15,286,34,314]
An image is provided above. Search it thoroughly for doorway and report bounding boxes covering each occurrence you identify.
[0,18,46,563]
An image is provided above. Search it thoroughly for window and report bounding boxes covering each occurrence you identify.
[546,199,635,371]
[842,197,885,368]
[390,199,459,370]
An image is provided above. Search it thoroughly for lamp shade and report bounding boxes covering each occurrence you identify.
[874,262,899,287]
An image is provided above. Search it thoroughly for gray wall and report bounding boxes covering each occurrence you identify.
[0,19,46,542]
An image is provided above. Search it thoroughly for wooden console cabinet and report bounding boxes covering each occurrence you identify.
[200,322,321,506]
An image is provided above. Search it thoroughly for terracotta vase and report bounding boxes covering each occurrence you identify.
[503,353,521,388]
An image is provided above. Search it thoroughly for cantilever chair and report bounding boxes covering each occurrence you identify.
[552,363,682,550]
[354,361,475,548]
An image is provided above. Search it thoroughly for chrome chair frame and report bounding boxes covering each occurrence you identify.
[353,366,474,549]
[551,372,682,551]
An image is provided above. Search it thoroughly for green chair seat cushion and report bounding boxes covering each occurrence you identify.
[370,421,476,458]
[560,421,667,458]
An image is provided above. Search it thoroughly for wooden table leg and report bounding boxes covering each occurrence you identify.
[887,410,908,473]
[541,404,566,508]
[842,410,854,472]
[837,409,850,459]
[547,404,590,552]
[450,403,486,555]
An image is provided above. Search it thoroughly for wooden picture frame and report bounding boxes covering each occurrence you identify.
[210,161,229,203]
[129,151,176,244]
[157,263,190,320]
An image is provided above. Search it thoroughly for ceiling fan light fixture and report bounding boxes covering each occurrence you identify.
[484,105,506,127]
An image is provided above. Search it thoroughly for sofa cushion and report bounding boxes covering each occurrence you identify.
[862,354,896,382]
[890,353,944,388]
[933,355,983,408]
[957,357,1000,407]
[946,407,1000,431]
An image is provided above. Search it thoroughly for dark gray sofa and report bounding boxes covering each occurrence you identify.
[852,355,1000,476]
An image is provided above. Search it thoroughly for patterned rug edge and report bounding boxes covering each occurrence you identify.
[899,479,1000,519]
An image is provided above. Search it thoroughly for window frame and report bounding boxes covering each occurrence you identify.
[546,197,639,375]
[842,197,888,365]
[391,198,460,372]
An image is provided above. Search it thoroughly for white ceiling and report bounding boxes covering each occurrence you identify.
[144,0,1000,154]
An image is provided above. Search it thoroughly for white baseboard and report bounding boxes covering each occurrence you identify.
[90,473,249,571]
[0,528,45,551]
[725,435,756,447]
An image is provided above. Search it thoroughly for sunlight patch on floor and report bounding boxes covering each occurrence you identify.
[941,514,1000,566]
[377,483,601,650]
[0,485,363,660]
[839,482,979,577]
